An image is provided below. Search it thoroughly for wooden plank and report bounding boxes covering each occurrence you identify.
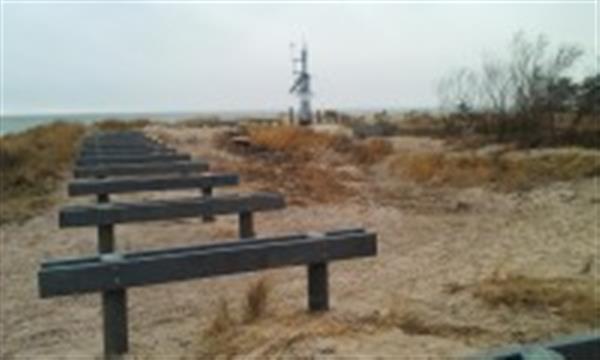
[81,140,161,148]
[77,154,190,166]
[69,173,239,196]
[73,161,209,178]
[41,232,314,269]
[59,192,285,227]
[308,263,329,311]
[80,148,175,156]
[38,231,377,297]
[41,229,367,270]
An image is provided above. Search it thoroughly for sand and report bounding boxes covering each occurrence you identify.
[1,125,598,359]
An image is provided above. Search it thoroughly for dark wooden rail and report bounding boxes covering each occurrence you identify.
[39,229,377,298]
[39,131,378,359]
[74,161,209,178]
[59,192,285,230]
[68,173,239,196]
[76,153,191,166]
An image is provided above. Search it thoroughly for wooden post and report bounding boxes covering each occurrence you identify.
[201,187,215,222]
[239,211,254,239]
[97,194,128,358]
[308,262,329,311]
[288,107,295,125]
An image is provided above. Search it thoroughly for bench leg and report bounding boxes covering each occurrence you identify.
[97,193,109,203]
[201,187,215,223]
[308,263,329,312]
[103,289,128,358]
[239,211,255,239]
[98,222,128,358]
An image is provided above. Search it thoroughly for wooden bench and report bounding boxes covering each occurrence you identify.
[76,153,191,166]
[69,173,239,197]
[38,130,379,358]
[60,191,285,237]
[69,173,240,222]
[79,146,177,156]
[38,229,377,354]
[74,161,209,178]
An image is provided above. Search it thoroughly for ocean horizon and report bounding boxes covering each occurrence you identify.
[0,110,283,136]
[0,107,436,136]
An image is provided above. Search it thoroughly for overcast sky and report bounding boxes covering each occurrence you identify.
[2,1,597,115]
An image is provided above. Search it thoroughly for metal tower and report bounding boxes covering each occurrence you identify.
[290,43,313,125]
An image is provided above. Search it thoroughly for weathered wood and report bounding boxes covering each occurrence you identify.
[79,142,168,151]
[103,289,128,356]
[77,154,190,166]
[38,230,377,297]
[308,263,329,311]
[201,187,215,222]
[59,192,285,227]
[69,173,239,196]
[239,211,254,238]
[97,191,128,356]
[41,232,316,269]
[80,148,175,156]
[74,161,209,178]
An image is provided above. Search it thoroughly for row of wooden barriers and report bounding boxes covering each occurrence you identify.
[37,131,378,358]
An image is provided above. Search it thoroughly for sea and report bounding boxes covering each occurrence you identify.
[0,111,282,136]
[1,107,433,136]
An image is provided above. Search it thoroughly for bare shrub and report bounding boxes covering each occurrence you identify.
[437,31,590,146]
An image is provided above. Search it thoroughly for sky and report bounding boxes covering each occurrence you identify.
[1,1,597,115]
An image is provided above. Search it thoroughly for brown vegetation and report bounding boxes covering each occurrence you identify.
[0,122,86,224]
[244,278,271,323]
[205,298,235,336]
[475,274,599,326]
[386,148,600,190]
[215,125,392,205]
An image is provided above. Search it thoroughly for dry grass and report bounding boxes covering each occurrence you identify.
[387,148,600,190]
[474,274,600,326]
[216,125,392,205]
[246,125,347,159]
[0,122,86,224]
[199,302,491,358]
[244,278,271,323]
[205,298,235,337]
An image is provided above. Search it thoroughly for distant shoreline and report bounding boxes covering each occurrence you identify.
[0,107,436,136]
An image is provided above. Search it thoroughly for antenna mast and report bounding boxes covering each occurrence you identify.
[289,42,313,126]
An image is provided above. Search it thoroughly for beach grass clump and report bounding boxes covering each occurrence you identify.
[243,278,271,323]
[205,298,235,336]
[386,148,600,190]
[245,125,346,159]
[474,274,600,326]
[0,121,85,224]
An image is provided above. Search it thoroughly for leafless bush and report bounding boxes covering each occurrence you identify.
[437,31,596,147]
